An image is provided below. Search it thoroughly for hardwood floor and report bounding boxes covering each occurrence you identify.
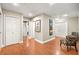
[0,36,79,55]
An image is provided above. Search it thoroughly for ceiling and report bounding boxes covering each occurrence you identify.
[1,3,79,18]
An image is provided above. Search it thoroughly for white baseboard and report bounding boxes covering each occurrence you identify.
[34,39,44,44]
[34,37,55,44]
[43,37,55,43]
[0,45,6,48]
[19,40,23,43]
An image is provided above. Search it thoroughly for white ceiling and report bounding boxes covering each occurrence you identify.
[1,3,79,18]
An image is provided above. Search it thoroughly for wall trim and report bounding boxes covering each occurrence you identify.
[0,45,6,48]
[19,40,23,43]
[33,37,55,44]
[43,37,55,43]
[34,39,44,44]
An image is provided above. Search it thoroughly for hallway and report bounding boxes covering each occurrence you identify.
[0,37,78,55]
[0,3,79,55]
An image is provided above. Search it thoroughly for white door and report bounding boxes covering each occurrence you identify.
[5,16,21,46]
[29,21,35,37]
[0,15,2,47]
[54,22,67,37]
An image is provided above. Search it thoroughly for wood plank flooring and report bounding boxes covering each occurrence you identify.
[0,36,79,55]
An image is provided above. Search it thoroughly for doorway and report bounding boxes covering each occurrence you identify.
[53,20,68,37]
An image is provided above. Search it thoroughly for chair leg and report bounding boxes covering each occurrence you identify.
[75,45,77,52]
[70,46,71,50]
[60,41,62,46]
[60,42,61,46]
[67,46,69,51]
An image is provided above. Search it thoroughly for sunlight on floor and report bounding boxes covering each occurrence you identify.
[55,51,60,55]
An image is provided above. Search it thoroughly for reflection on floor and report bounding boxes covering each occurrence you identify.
[0,36,79,55]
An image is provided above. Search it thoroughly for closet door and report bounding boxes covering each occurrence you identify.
[5,16,21,46]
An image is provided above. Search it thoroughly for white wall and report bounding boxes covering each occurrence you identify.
[42,15,49,41]
[0,5,3,47]
[0,5,2,14]
[53,17,68,37]
[53,17,78,37]
[42,15,54,41]
[67,17,78,35]
[31,14,54,42]
[32,15,43,41]
[0,15,3,47]
[78,17,79,32]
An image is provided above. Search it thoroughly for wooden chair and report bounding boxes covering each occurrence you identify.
[66,35,78,52]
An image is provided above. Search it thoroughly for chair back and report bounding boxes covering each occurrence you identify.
[72,32,78,36]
